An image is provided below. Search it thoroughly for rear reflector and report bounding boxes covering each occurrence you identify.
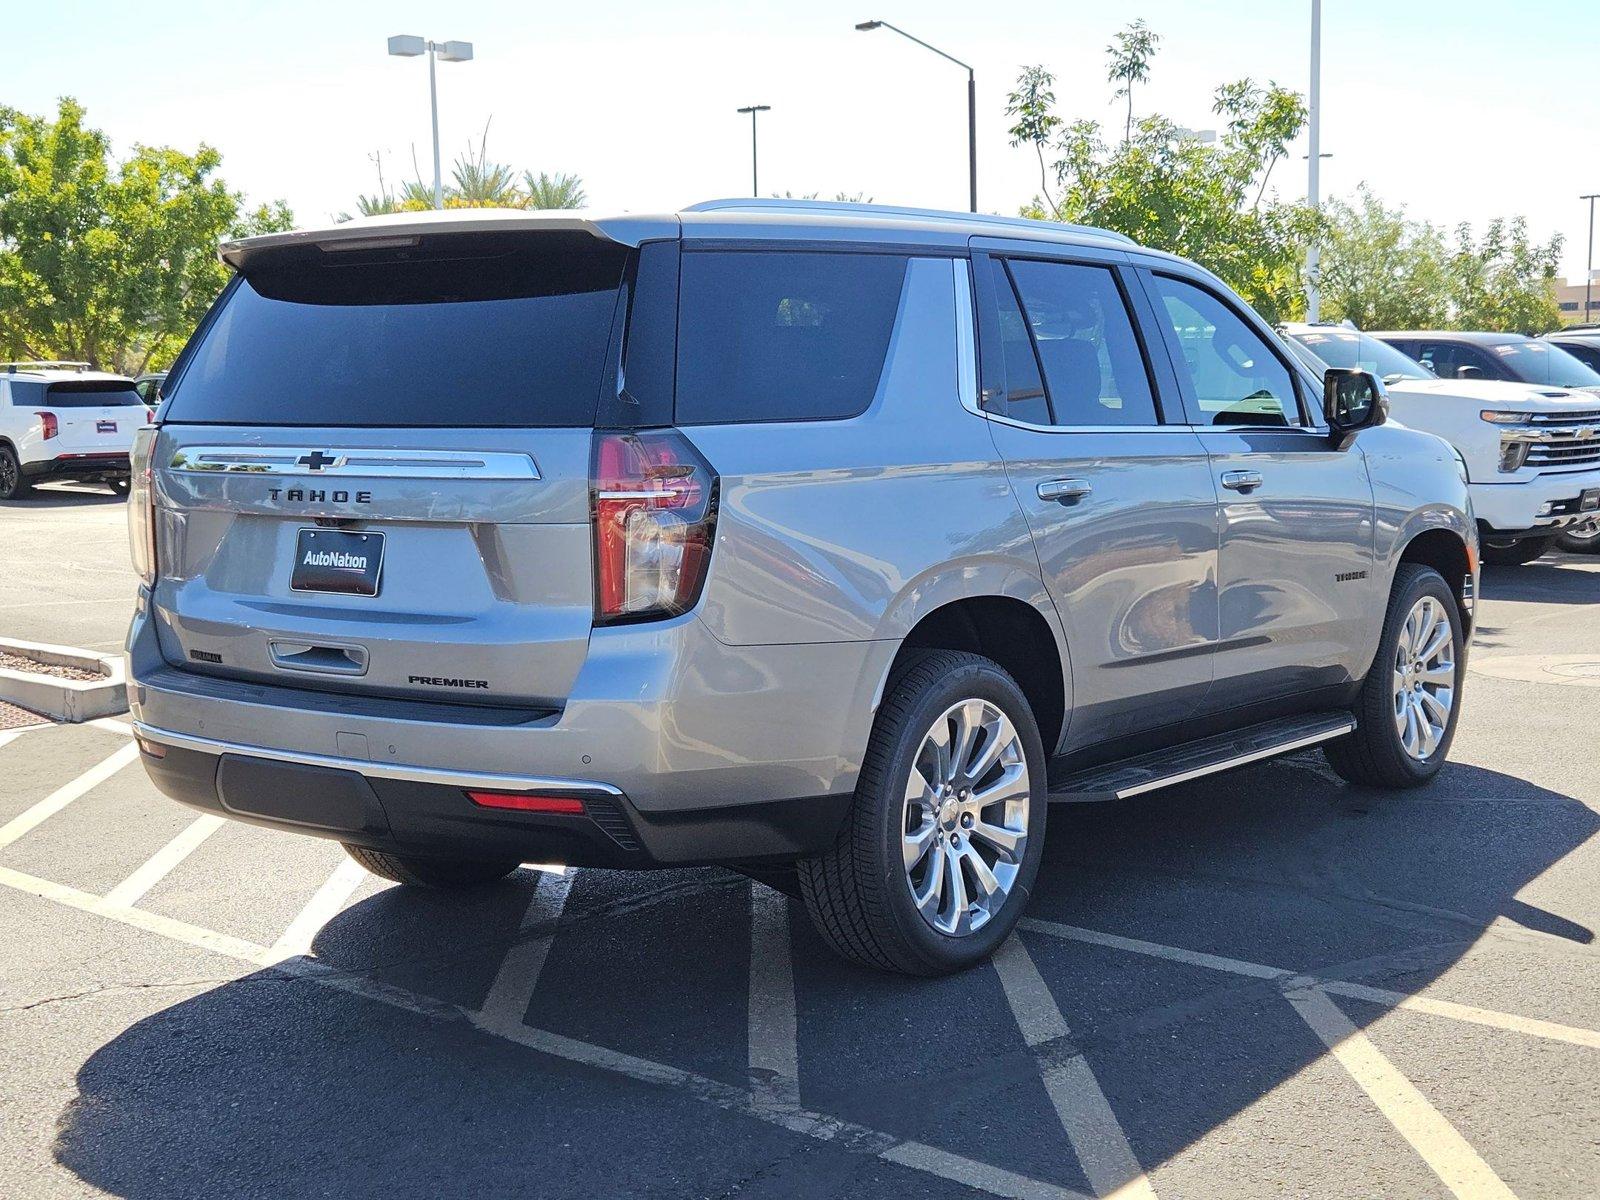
[135,735,167,759]
[466,791,585,814]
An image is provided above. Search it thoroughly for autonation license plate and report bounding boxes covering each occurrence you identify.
[290,528,384,596]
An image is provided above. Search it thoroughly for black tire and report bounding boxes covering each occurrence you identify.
[1324,563,1464,789]
[1554,526,1600,555]
[0,445,31,501]
[341,843,520,889]
[107,477,130,496]
[797,649,1048,976]
[1480,536,1552,566]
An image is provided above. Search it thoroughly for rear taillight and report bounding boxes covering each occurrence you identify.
[128,426,159,585]
[591,429,717,624]
[35,411,58,440]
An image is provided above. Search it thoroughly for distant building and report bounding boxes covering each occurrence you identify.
[1556,273,1600,326]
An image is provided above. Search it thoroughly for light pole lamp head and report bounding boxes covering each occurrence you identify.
[736,105,771,115]
[855,20,883,31]
[437,40,474,63]
[387,34,426,57]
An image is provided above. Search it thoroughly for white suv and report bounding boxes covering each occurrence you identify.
[0,363,149,500]
[1284,326,1600,565]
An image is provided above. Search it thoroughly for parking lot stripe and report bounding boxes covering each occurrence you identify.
[993,937,1159,1200]
[88,717,134,737]
[0,859,1093,1200]
[1024,918,1600,1051]
[476,869,574,1031]
[747,883,800,1111]
[102,814,227,908]
[0,742,139,850]
[266,859,370,961]
[1286,987,1518,1200]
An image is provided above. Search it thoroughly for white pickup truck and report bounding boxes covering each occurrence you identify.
[0,363,148,500]
[1284,326,1600,565]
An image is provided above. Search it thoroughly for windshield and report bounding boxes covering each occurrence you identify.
[1288,329,1434,383]
[1486,340,1600,388]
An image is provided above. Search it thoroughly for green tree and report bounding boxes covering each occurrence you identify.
[522,171,587,209]
[1444,216,1562,333]
[0,98,291,373]
[1007,66,1063,216]
[1106,20,1159,144]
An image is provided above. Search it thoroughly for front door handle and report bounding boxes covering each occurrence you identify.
[1220,470,1263,493]
[1037,478,1093,505]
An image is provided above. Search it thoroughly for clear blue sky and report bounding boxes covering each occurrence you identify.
[10,1,1599,279]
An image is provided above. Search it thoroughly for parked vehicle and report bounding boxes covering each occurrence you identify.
[125,201,1477,975]
[1371,330,1600,393]
[1285,325,1600,566]
[0,362,148,499]
[1538,330,1600,553]
[133,372,167,409]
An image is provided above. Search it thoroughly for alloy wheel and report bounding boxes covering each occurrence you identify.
[1392,595,1456,761]
[901,699,1030,936]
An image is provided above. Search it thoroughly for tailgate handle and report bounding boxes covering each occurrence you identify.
[269,640,369,676]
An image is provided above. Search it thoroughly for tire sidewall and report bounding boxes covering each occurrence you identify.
[0,446,25,501]
[869,659,1048,972]
[1375,568,1465,781]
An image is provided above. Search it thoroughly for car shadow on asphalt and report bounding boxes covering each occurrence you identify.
[50,754,1599,1198]
[1477,556,1600,607]
[3,484,124,509]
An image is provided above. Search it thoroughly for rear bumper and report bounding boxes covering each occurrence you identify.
[126,587,894,859]
[1471,474,1600,539]
[22,452,131,481]
[135,729,850,867]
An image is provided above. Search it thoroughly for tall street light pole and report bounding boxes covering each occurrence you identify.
[388,35,475,209]
[1305,0,1323,322]
[1583,193,1599,324]
[856,20,977,212]
[737,105,771,196]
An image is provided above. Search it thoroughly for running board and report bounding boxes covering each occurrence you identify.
[1047,712,1356,802]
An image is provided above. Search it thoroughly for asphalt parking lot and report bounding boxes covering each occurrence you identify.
[2,483,1599,1199]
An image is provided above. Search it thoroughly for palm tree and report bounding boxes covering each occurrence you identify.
[522,171,587,210]
[452,123,520,207]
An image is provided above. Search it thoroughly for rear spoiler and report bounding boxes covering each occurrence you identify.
[218,210,681,272]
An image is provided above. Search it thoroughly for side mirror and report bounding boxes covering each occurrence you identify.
[1323,367,1387,443]
[1456,364,1484,380]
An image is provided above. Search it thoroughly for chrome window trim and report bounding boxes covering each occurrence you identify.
[167,446,541,480]
[953,258,980,415]
[133,721,623,796]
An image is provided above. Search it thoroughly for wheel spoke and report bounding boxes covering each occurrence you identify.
[962,713,1011,787]
[968,818,1024,863]
[949,701,986,783]
[943,843,969,931]
[962,845,1002,902]
[1419,664,1455,687]
[904,764,937,806]
[903,819,938,872]
[914,842,946,918]
[1416,622,1452,665]
[1417,687,1451,728]
[972,761,1028,808]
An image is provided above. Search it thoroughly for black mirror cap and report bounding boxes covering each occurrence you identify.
[1323,367,1388,442]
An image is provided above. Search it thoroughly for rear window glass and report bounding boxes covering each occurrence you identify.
[43,381,146,407]
[163,232,628,427]
[675,250,908,424]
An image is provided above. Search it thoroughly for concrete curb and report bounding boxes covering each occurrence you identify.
[0,638,127,723]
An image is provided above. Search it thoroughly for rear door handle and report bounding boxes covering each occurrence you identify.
[1037,478,1093,505]
[1220,470,1263,493]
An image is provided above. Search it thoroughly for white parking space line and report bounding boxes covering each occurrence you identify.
[103,814,226,908]
[0,742,139,850]
[89,717,134,737]
[475,869,575,1032]
[0,863,1086,1200]
[266,859,370,961]
[1024,918,1600,1052]
[1287,987,1518,1200]
[992,937,1158,1200]
[747,883,801,1111]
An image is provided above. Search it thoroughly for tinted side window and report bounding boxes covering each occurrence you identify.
[1006,259,1158,426]
[675,251,908,424]
[1150,275,1298,427]
[1418,342,1501,382]
[988,258,1051,425]
[1560,341,1600,372]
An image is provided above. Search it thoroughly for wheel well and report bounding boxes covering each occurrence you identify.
[892,597,1066,753]
[1398,529,1470,609]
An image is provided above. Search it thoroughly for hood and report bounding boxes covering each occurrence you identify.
[1385,376,1600,413]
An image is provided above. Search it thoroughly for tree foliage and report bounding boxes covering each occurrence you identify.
[1317,187,1562,333]
[350,126,587,216]
[1008,42,1314,323]
[0,98,291,372]
[1105,20,1159,144]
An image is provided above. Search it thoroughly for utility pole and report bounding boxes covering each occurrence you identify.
[856,20,977,212]
[737,105,771,197]
[1306,0,1322,322]
[1583,193,1599,324]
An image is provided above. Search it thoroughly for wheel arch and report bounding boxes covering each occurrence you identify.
[1396,526,1473,618]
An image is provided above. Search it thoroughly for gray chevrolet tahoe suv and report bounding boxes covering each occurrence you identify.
[125,200,1478,975]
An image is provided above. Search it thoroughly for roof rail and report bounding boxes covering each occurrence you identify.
[1,361,91,373]
[684,198,1137,245]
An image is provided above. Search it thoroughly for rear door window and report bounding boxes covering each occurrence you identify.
[163,232,629,427]
[675,250,908,424]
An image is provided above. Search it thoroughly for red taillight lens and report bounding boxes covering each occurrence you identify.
[591,430,717,624]
[467,791,586,814]
[35,411,58,440]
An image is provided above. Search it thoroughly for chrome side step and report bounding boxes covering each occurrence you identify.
[1047,712,1356,802]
